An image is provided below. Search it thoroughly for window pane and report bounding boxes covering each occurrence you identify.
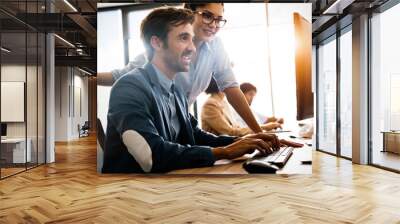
[38,33,45,165]
[1,30,28,177]
[218,3,273,121]
[27,31,38,169]
[127,9,152,61]
[97,9,124,129]
[371,3,400,171]
[340,29,352,158]
[215,3,310,129]
[317,37,337,154]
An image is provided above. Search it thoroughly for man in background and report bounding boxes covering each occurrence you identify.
[232,82,284,127]
[201,78,282,137]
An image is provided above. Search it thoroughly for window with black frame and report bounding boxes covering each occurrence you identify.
[316,24,353,159]
[339,26,352,159]
[370,2,400,172]
[0,0,46,179]
[0,9,29,178]
[317,35,337,155]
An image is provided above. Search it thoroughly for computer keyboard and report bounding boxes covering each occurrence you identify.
[255,146,293,168]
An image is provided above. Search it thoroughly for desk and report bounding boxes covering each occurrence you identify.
[381,131,400,154]
[169,145,312,175]
[1,138,31,164]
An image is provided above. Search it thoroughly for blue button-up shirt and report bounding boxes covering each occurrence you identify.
[111,37,238,105]
[153,65,180,141]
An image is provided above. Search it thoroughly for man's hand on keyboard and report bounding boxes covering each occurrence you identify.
[279,139,303,148]
[241,133,280,151]
[212,138,276,160]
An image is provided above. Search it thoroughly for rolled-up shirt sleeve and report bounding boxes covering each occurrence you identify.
[111,53,147,81]
[212,38,239,91]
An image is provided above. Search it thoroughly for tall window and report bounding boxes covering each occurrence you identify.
[127,9,153,61]
[97,9,124,128]
[339,28,352,158]
[199,3,311,129]
[371,2,400,171]
[317,36,337,154]
[217,4,272,120]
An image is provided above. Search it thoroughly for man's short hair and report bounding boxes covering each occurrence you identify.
[140,7,194,60]
[184,3,224,12]
[240,82,257,94]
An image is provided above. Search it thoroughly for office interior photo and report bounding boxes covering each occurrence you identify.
[1,0,400,223]
[97,3,314,175]
[0,0,97,180]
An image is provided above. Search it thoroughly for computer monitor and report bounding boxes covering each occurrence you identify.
[293,12,313,121]
[1,123,7,137]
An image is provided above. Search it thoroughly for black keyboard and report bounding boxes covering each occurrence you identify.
[253,146,293,168]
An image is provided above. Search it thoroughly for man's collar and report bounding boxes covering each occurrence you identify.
[143,62,158,86]
[152,63,174,93]
[143,62,174,93]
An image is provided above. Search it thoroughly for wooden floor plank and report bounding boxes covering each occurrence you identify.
[0,135,400,223]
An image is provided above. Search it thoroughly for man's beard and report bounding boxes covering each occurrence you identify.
[164,49,193,73]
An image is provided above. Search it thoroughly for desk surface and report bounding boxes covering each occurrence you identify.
[169,139,312,175]
[1,138,27,143]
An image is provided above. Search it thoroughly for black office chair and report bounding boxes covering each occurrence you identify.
[96,118,105,150]
[97,118,105,173]
[78,121,90,138]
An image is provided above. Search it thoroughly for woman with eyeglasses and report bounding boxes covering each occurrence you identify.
[98,3,264,133]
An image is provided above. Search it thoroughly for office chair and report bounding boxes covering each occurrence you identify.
[79,121,90,138]
[97,118,105,150]
[96,118,105,173]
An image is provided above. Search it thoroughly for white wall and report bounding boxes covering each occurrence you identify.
[72,72,89,138]
[1,65,33,138]
[54,67,89,141]
[55,66,68,141]
[1,63,45,163]
[1,65,26,144]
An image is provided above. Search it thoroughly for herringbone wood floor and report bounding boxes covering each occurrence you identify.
[1,135,400,223]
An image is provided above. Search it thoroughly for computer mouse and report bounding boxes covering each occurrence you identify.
[242,160,279,174]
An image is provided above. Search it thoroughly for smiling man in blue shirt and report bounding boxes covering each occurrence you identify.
[102,7,281,173]
[98,3,264,134]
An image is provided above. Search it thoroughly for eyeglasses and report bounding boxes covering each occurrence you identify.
[195,11,227,28]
